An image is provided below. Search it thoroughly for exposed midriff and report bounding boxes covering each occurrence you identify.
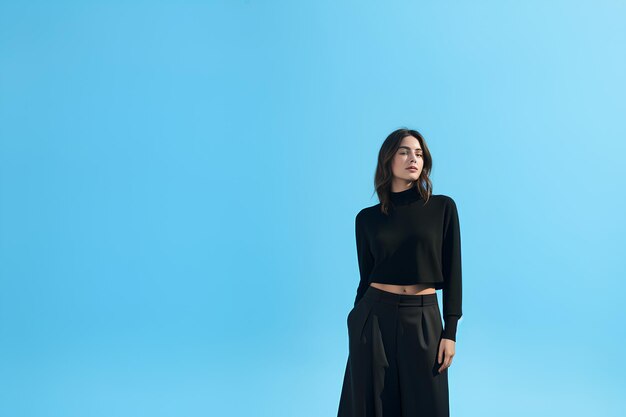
[369,282,436,295]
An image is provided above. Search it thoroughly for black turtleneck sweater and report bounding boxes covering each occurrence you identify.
[353,187,463,341]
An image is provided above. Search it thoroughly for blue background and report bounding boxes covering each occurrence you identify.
[1,1,625,416]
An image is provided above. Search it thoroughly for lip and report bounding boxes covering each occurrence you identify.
[406,167,418,171]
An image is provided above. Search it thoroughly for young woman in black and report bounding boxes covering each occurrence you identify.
[337,128,463,417]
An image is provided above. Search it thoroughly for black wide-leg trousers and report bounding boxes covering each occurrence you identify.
[337,286,450,417]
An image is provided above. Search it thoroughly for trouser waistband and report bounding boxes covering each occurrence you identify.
[363,285,438,306]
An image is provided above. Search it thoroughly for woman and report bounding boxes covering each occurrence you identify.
[337,128,463,417]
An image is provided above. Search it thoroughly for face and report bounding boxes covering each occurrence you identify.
[390,135,423,189]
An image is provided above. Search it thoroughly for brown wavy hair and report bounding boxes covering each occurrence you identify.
[371,127,433,215]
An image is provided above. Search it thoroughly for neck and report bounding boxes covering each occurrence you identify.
[390,186,422,205]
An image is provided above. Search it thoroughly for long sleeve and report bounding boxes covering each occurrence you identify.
[354,211,375,307]
[441,197,463,341]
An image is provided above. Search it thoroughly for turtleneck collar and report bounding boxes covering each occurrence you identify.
[390,186,422,205]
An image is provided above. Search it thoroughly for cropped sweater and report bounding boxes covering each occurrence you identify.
[353,186,463,341]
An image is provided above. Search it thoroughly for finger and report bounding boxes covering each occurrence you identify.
[438,344,443,364]
[438,353,448,373]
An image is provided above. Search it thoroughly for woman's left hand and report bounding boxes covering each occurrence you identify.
[437,338,456,373]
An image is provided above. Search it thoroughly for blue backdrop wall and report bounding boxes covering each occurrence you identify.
[1,1,625,416]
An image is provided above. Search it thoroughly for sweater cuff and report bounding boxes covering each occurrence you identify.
[442,315,460,341]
